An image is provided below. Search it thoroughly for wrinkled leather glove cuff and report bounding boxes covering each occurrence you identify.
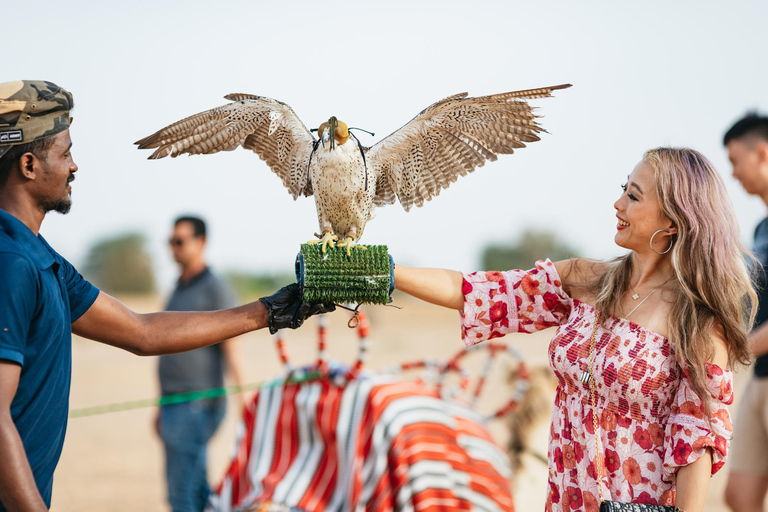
[259,283,337,334]
[258,296,280,335]
[259,283,301,335]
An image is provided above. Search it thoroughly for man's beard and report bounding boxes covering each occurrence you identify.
[39,172,74,214]
[39,197,72,215]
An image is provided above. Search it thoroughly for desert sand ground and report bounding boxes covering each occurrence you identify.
[50,294,743,511]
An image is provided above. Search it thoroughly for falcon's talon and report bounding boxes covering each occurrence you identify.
[336,237,367,256]
[307,231,339,253]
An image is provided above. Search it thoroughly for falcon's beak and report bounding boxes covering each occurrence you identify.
[321,126,330,147]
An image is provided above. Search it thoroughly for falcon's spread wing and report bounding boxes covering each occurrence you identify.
[365,84,571,211]
[135,94,316,198]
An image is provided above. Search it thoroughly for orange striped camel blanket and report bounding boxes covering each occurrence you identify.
[207,373,514,512]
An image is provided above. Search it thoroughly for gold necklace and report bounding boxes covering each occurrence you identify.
[625,276,673,318]
[629,281,659,300]
[629,284,644,300]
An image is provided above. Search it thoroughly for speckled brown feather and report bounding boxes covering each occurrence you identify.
[367,84,571,211]
[135,95,315,199]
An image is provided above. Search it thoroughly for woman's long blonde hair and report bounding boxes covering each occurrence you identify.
[594,148,756,411]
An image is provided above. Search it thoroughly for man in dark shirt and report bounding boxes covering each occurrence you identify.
[158,215,245,512]
[723,113,768,512]
[0,80,332,511]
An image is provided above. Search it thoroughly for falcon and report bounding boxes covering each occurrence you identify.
[136,84,570,253]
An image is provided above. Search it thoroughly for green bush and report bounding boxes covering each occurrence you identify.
[82,232,156,294]
[225,271,296,301]
[481,229,577,271]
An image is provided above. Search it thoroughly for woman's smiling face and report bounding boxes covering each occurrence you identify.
[613,160,675,254]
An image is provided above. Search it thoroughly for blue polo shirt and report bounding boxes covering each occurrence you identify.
[0,209,99,509]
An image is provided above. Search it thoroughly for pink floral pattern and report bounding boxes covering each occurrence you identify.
[460,260,733,511]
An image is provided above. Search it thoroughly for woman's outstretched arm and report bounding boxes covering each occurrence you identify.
[394,265,465,310]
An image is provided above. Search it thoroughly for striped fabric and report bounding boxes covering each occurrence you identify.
[208,372,514,512]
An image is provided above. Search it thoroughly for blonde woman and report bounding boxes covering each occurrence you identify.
[394,148,756,512]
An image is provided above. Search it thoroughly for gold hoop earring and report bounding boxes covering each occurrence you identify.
[650,229,673,255]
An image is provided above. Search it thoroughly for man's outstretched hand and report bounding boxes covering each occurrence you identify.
[259,283,336,334]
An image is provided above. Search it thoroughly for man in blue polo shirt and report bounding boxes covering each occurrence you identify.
[0,80,333,511]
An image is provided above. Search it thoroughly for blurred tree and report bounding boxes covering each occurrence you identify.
[83,232,156,294]
[225,271,295,301]
[481,229,578,271]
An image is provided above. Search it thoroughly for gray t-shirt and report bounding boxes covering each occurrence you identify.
[158,268,237,398]
[753,219,768,377]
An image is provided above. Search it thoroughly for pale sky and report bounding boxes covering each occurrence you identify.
[4,0,768,293]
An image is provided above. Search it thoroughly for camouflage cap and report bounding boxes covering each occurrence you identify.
[0,80,74,158]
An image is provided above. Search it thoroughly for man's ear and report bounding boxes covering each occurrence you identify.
[756,140,768,167]
[17,152,38,181]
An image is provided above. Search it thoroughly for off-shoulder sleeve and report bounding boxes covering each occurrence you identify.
[662,363,733,481]
[460,259,572,347]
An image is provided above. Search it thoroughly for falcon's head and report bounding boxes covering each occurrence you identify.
[318,116,349,150]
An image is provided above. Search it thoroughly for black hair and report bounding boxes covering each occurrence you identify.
[723,112,768,146]
[0,137,57,189]
[174,215,206,237]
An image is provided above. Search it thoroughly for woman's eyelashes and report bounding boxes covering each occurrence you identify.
[621,183,638,201]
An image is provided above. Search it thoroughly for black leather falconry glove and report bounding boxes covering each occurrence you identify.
[259,283,336,334]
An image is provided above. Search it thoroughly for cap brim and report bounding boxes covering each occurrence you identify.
[0,145,10,159]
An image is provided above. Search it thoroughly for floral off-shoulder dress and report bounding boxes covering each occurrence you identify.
[460,260,733,512]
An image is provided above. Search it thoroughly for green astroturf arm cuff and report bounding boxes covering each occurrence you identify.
[296,244,394,305]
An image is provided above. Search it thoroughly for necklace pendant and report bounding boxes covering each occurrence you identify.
[580,371,592,384]
[631,293,639,300]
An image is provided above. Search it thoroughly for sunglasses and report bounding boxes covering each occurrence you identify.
[168,236,199,247]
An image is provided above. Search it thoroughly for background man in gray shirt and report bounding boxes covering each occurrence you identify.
[157,215,247,512]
